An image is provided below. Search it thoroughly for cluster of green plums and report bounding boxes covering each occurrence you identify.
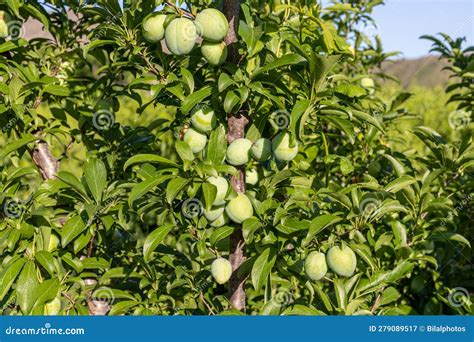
[182,105,299,285]
[142,8,229,66]
[304,245,357,280]
[182,105,299,229]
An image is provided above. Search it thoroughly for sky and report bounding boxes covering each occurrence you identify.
[371,0,473,58]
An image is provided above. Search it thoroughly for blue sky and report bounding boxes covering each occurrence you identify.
[372,0,473,58]
[323,0,473,58]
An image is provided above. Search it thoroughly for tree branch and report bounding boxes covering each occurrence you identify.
[223,0,248,312]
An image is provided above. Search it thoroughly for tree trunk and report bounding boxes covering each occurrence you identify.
[223,0,248,312]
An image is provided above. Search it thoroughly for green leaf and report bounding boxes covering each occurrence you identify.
[0,39,27,53]
[352,110,385,133]
[382,155,406,176]
[210,226,234,245]
[124,154,179,170]
[224,90,240,113]
[16,261,39,314]
[6,0,20,17]
[61,215,86,247]
[0,258,26,301]
[43,84,71,97]
[218,73,234,92]
[207,125,227,164]
[82,257,110,269]
[252,53,306,78]
[84,157,107,203]
[333,278,347,310]
[109,300,139,315]
[32,279,60,310]
[56,171,89,199]
[303,214,342,246]
[251,247,276,292]
[35,251,56,276]
[334,83,367,97]
[202,183,217,211]
[181,86,212,114]
[175,140,195,162]
[128,175,173,207]
[1,134,37,157]
[384,175,416,193]
[143,224,174,263]
[83,40,116,58]
[165,177,189,204]
[379,287,401,306]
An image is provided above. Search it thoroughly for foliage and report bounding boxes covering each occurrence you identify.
[0,0,472,316]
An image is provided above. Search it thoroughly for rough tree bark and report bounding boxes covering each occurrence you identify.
[29,132,109,315]
[223,0,248,311]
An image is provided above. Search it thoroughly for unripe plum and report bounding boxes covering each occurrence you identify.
[251,138,272,161]
[206,176,228,206]
[304,251,327,281]
[326,245,357,277]
[245,168,258,185]
[204,205,225,222]
[226,138,252,166]
[142,14,167,43]
[201,41,228,66]
[211,258,232,284]
[183,128,207,153]
[190,106,216,133]
[360,77,375,94]
[44,297,61,315]
[272,132,298,162]
[165,18,198,55]
[0,11,12,38]
[194,9,229,42]
[225,193,253,223]
[210,213,229,227]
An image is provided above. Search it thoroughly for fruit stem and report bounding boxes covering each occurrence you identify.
[164,1,195,19]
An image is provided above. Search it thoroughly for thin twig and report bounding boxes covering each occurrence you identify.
[165,1,195,19]
[199,293,215,315]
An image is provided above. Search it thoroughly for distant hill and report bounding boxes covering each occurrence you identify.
[380,56,452,88]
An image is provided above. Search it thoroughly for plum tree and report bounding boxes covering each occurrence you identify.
[226,138,252,165]
[250,138,272,162]
[272,132,299,162]
[206,176,228,206]
[164,18,198,55]
[211,258,232,284]
[326,246,357,277]
[183,127,207,153]
[225,193,253,224]
[0,0,471,318]
[142,14,168,43]
[190,105,217,133]
[194,9,229,42]
[201,41,228,66]
[304,251,327,281]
